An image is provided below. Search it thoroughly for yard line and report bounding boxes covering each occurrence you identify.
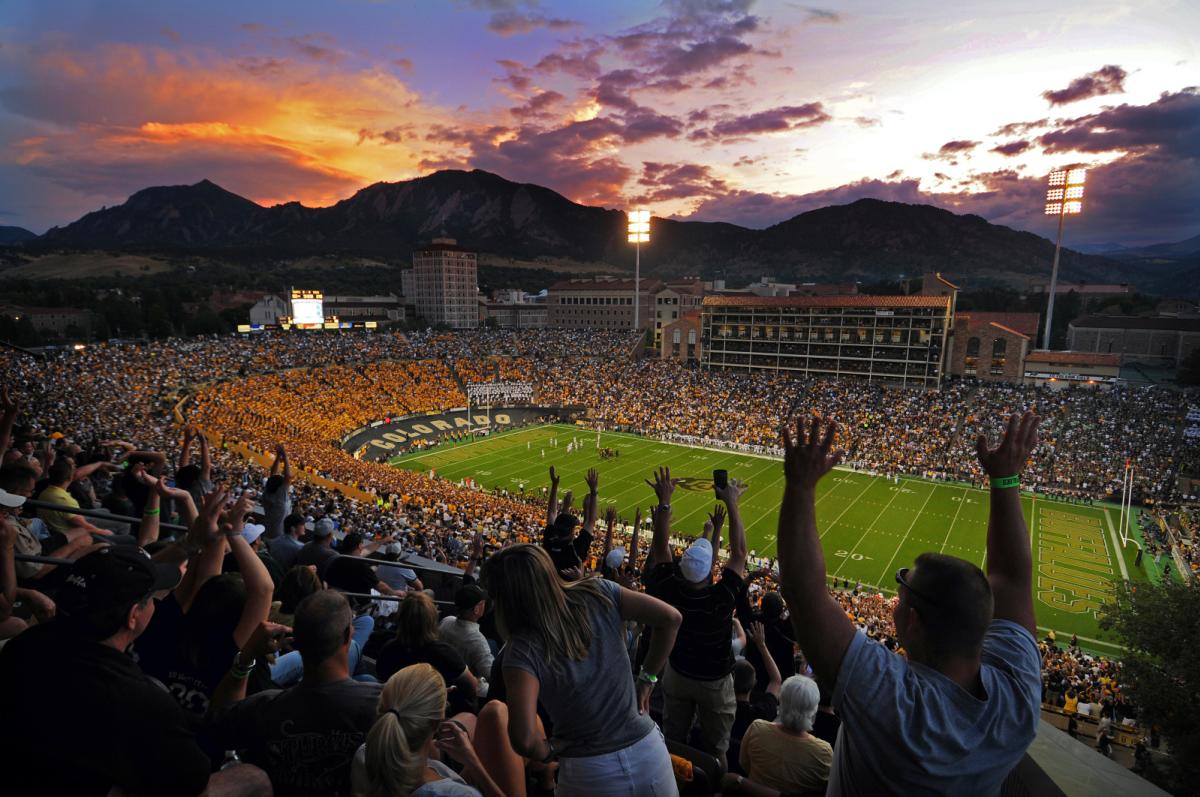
[874,483,938,584]
[756,470,872,558]
[820,476,880,540]
[937,486,971,554]
[829,478,898,579]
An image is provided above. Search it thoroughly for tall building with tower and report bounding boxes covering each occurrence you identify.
[412,238,478,329]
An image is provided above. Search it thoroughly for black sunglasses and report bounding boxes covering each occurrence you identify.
[895,567,940,606]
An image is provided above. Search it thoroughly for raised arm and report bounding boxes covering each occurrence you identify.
[716,480,747,576]
[603,506,618,561]
[274,444,292,485]
[777,416,856,686]
[0,387,19,455]
[582,468,599,534]
[629,506,641,575]
[175,487,228,613]
[546,466,560,525]
[198,430,212,483]
[748,621,783,697]
[222,492,275,649]
[708,504,726,570]
[976,411,1040,636]
[178,426,196,472]
[645,467,676,568]
[618,586,683,714]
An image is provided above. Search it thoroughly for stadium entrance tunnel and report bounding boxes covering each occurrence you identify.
[341,406,582,461]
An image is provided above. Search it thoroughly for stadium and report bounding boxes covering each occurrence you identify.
[2,313,1196,795]
[3,2,1199,794]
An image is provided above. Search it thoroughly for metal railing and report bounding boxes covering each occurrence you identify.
[15,500,464,580]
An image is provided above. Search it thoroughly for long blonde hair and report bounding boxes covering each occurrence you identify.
[364,663,446,797]
[481,543,612,661]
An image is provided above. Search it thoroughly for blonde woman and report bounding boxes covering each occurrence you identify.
[483,543,683,797]
[352,663,523,797]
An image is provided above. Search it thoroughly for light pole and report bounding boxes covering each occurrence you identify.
[1041,166,1086,349]
[628,209,650,330]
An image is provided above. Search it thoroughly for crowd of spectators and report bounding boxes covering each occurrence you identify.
[0,327,1193,795]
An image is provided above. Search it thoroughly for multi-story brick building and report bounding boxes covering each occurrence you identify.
[547,277,663,330]
[947,312,1038,382]
[412,238,478,329]
[700,294,953,387]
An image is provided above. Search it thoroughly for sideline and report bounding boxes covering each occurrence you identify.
[1102,508,1132,581]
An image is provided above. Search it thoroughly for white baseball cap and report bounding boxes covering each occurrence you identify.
[0,488,26,509]
[241,523,267,545]
[679,538,713,583]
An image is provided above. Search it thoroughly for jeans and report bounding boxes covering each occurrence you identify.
[556,726,678,797]
[270,614,374,687]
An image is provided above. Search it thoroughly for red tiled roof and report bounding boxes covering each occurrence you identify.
[1025,350,1121,366]
[549,279,664,292]
[957,312,1041,337]
[702,294,950,309]
[988,322,1031,340]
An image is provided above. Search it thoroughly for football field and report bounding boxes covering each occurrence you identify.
[392,424,1150,651]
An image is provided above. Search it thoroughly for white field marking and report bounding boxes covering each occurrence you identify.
[1102,508,1131,581]
[830,478,901,578]
[874,483,939,584]
[938,486,971,555]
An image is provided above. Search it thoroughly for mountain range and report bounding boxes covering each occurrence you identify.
[13,169,1200,294]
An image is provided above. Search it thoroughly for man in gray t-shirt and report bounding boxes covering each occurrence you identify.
[776,411,1044,795]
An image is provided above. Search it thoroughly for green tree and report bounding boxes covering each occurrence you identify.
[1099,580,1200,793]
[1178,348,1200,386]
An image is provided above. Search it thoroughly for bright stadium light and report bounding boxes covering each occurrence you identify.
[1042,166,1087,350]
[627,209,651,330]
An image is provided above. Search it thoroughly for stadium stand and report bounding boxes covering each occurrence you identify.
[0,328,1192,795]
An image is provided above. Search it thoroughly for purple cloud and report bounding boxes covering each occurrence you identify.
[991,140,1032,157]
[705,103,830,137]
[1042,65,1127,106]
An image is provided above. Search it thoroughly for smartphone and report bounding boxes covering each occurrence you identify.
[713,469,728,490]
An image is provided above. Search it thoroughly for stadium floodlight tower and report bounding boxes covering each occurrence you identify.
[627,209,650,330]
[1041,166,1086,349]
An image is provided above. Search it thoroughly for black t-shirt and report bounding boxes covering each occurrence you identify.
[209,678,382,797]
[134,592,239,718]
[812,709,841,749]
[543,527,593,573]
[645,562,743,680]
[0,622,211,797]
[742,615,797,693]
[732,691,779,742]
[376,638,473,715]
[324,556,379,594]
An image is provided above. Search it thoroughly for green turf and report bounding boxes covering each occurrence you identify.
[392,424,1151,652]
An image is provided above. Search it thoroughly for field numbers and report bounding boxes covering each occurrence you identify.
[888,486,914,494]
[833,550,872,561]
[949,496,978,505]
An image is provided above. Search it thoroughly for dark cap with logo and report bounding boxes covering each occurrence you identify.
[58,546,183,619]
[454,583,488,610]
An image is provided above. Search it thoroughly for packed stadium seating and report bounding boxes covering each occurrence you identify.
[0,327,1191,795]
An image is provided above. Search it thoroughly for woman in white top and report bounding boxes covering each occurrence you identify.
[352,663,525,797]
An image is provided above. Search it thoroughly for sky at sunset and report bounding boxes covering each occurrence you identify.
[1,0,1197,246]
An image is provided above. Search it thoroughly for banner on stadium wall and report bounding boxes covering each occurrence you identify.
[341,406,577,457]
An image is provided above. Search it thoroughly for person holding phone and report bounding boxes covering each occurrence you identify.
[643,465,749,767]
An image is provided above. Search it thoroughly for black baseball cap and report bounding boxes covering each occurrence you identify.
[455,583,488,610]
[58,546,182,619]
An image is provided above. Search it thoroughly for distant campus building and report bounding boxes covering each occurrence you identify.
[411,238,479,329]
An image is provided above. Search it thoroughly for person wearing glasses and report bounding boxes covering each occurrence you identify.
[775,412,1042,796]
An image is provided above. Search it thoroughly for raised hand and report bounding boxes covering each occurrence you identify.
[714,477,745,505]
[192,487,229,544]
[605,505,618,528]
[781,415,842,489]
[0,386,18,415]
[708,504,727,533]
[242,620,293,664]
[549,466,560,486]
[748,620,767,649]
[645,466,677,505]
[559,490,574,515]
[585,468,599,494]
[975,411,1040,478]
